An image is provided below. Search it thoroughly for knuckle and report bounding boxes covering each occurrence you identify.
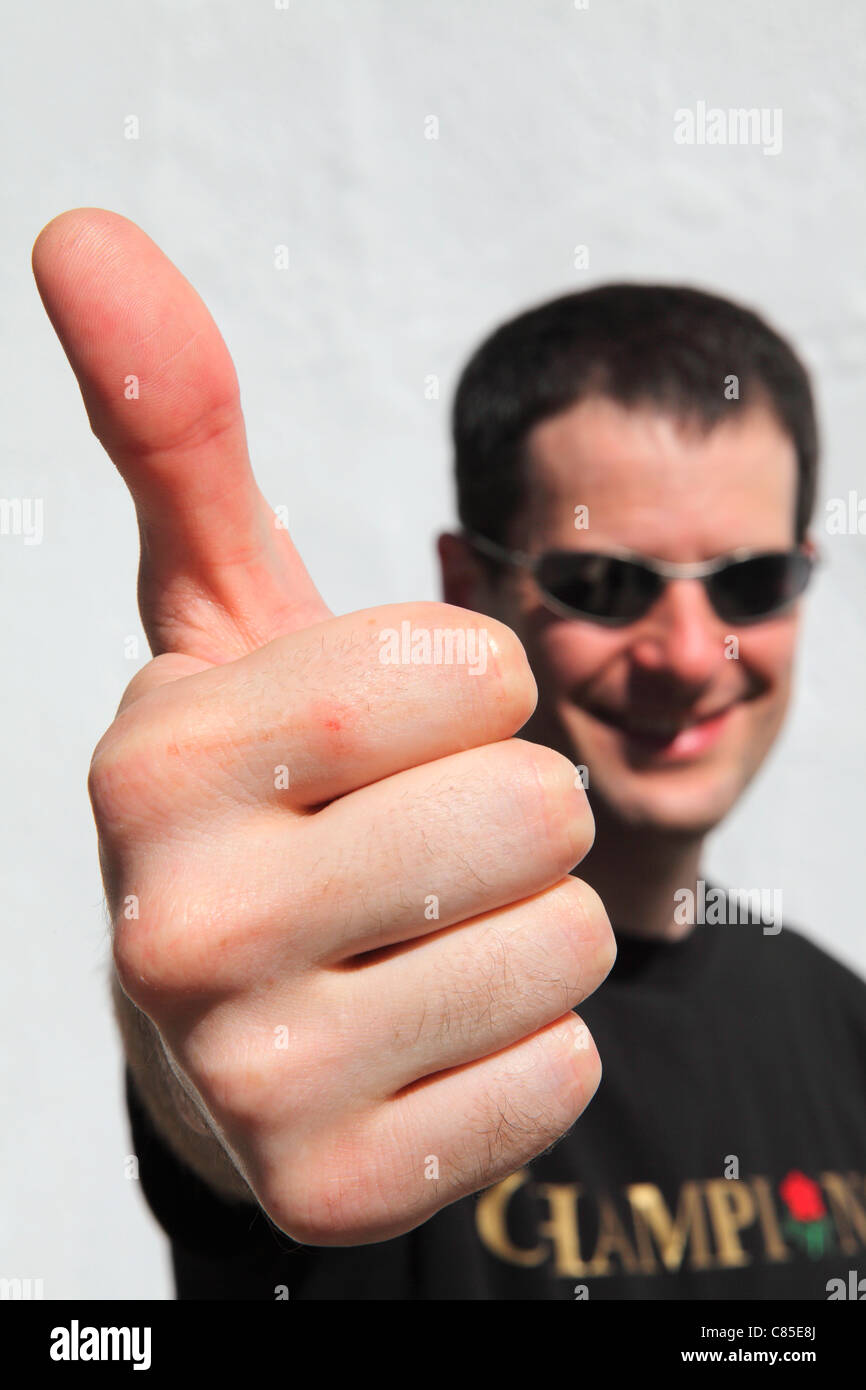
[542,877,616,997]
[504,740,595,871]
[567,878,617,978]
[89,675,232,836]
[112,911,182,1006]
[112,917,162,1007]
[200,1043,286,1135]
[473,612,537,722]
[459,1072,580,1184]
[515,910,587,1018]
[199,1002,352,1138]
[110,881,222,1004]
[397,601,537,730]
[257,1129,383,1246]
[524,1017,603,1133]
[88,714,172,834]
[87,728,135,828]
[475,615,537,728]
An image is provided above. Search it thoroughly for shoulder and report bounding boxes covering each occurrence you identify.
[707,884,863,984]
[773,920,866,997]
[715,904,866,1024]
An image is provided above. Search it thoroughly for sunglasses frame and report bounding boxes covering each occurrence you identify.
[462,530,820,626]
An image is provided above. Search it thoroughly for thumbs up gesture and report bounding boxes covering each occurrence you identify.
[33,209,614,1246]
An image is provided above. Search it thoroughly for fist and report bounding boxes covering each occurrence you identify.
[34,209,615,1245]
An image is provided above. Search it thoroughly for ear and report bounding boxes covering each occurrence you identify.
[437,532,492,610]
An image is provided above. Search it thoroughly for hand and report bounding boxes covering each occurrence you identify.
[33,208,615,1245]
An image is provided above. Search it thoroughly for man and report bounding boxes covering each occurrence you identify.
[34,210,866,1300]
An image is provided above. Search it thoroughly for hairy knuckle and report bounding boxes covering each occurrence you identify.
[464,1077,569,1179]
[516,930,583,1018]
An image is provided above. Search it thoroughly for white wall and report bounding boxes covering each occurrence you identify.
[2,0,864,1299]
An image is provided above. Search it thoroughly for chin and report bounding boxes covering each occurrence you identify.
[559,697,782,839]
[593,773,743,838]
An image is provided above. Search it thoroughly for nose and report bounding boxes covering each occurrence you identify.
[628,578,728,686]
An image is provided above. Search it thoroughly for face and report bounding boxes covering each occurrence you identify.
[441,396,811,839]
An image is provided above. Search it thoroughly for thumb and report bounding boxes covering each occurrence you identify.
[32,207,330,663]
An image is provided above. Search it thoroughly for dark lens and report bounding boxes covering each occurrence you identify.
[709,552,813,621]
[536,552,661,622]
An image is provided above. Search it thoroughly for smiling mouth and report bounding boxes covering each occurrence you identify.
[585,702,738,753]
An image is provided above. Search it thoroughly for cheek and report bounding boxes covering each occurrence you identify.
[526,618,623,689]
[736,616,799,690]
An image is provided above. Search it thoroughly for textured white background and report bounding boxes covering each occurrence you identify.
[2,0,864,1300]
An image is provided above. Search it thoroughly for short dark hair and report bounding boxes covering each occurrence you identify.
[452,284,819,553]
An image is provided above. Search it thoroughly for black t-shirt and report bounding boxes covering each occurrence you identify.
[124,896,866,1299]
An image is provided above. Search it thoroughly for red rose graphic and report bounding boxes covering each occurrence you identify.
[779,1171,827,1222]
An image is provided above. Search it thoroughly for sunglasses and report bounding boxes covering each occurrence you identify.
[463,532,818,626]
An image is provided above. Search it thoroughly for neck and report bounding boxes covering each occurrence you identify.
[576,803,705,943]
